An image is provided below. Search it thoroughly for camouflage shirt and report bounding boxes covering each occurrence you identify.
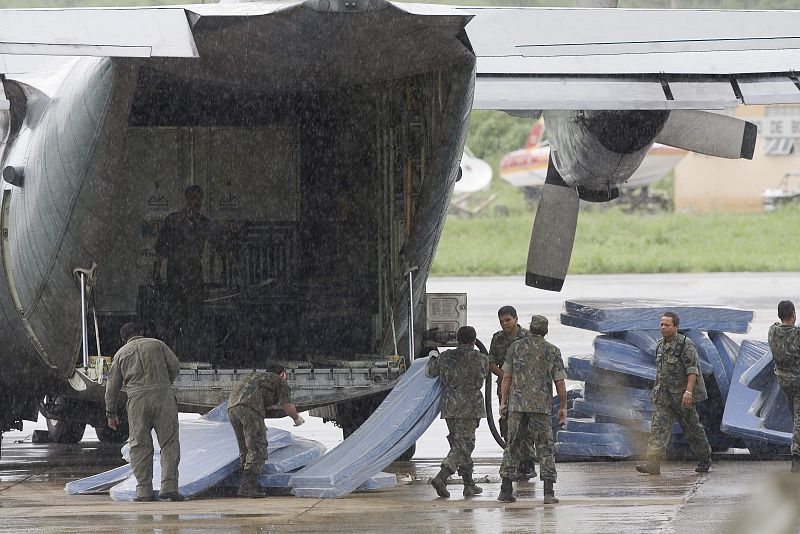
[427,344,488,419]
[228,372,292,418]
[501,335,566,414]
[655,334,707,401]
[489,325,530,373]
[768,323,800,380]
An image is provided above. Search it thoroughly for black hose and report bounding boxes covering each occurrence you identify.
[476,339,506,449]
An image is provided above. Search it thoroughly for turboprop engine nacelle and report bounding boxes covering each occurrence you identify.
[526,108,756,292]
[543,109,670,201]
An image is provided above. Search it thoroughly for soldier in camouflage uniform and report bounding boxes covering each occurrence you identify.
[767,300,800,473]
[227,364,305,497]
[427,325,488,498]
[489,305,536,479]
[497,315,567,505]
[637,312,712,476]
[105,323,184,502]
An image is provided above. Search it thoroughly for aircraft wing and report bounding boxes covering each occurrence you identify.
[3,3,800,110]
[459,6,800,110]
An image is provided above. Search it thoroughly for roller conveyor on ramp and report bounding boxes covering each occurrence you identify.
[291,356,442,498]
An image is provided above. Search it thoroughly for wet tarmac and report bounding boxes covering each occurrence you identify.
[2,273,800,532]
[1,438,798,533]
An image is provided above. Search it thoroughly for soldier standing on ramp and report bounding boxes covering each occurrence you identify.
[227,364,305,498]
[497,315,567,505]
[105,323,184,502]
[636,311,712,476]
[767,300,800,473]
[427,326,488,498]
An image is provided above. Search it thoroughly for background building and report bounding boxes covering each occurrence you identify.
[675,105,800,213]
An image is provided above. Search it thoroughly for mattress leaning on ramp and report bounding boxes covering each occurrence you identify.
[290,356,442,498]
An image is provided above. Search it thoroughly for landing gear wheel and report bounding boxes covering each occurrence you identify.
[46,418,85,444]
[397,443,416,461]
[95,419,129,443]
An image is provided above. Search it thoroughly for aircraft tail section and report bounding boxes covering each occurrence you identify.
[524,117,545,149]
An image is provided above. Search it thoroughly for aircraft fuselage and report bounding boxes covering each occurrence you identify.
[0,2,475,434]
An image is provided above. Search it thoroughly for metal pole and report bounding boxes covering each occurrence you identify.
[407,270,415,363]
[80,272,89,369]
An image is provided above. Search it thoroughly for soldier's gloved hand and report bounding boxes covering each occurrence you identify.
[499,404,508,417]
[293,415,305,426]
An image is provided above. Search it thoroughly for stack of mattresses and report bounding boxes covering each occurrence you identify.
[720,340,792,455]
[556,299,752,460]
[66,406,395,500]
[291,356,442,498]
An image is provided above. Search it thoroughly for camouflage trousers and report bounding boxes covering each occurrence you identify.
[777,377,800,456]
[500,412,555,482]
[442,418,479,475]
[496,382,537,465]
[228,404,268,476]
[127,388,181,498]
[646,392,711,462]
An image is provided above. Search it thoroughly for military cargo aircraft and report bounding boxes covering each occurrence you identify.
[1,0,800,456]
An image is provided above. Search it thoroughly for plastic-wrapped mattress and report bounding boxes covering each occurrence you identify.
[291,356,441,498]
[561,299,752,333]
[720,340,792,449]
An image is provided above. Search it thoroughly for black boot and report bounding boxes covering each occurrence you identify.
[237,472,264,498]
[695,457,712,473]
[636,462,661,475]
[515,459,537,481]
[430,467,453,498]
[543,480,559,504]
[497,477,516,503]
[792,455,800,473]
[462,471,483,496]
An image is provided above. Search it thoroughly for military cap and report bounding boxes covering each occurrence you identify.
[529,315,548,335]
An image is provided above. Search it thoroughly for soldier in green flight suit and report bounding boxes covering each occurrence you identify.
[105,323,184,502]
[427,325,489,498]
[227,364,305,497]
[497,315,567,505]
[489,305,536,479]
[767,300,800,473]
[636,311,712,476]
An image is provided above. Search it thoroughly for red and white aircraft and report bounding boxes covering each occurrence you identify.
[500,119,686,190]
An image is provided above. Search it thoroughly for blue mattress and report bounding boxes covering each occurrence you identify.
[555,441,639,458]
[109,424,294,501]
[561,299,752,333]
[720,340,792,448]
[291,357,442,498]
[572,398,651,422]
[591,336,656,381]
[739,343,773,391]
[755,381,794,432]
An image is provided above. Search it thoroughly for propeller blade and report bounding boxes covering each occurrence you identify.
[525,156,580,292]
[656,110,757,160]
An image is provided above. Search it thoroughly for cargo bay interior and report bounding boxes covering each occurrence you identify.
[91,65,462,370]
